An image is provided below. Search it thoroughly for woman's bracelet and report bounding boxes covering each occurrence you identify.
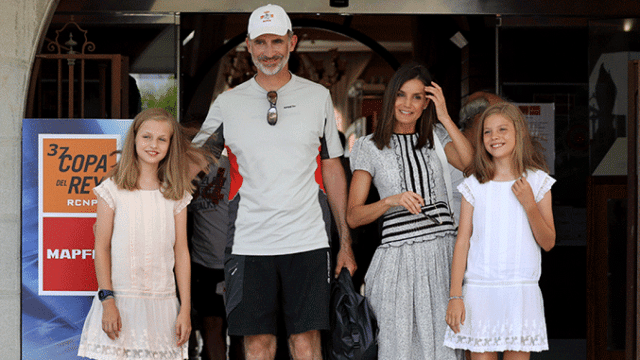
[449,295,463,301]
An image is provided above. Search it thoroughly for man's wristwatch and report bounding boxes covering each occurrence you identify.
[98,289,115,301]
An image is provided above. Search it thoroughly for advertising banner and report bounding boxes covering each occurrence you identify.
[22,119,131,359]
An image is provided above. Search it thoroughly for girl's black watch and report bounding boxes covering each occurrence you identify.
[98,289,115,301]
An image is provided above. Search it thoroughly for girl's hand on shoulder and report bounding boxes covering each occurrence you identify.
[386,191,425,214]
[101,299,122,340]
[512,177,536,211]
[445,298,465,334]
[425,82,451,123]
[175,310,191,347]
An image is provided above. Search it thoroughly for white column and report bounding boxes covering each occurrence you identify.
[0,0,58,358]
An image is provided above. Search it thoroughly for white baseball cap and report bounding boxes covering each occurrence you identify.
[247,4,292,40]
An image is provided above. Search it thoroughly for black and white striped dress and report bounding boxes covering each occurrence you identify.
[350,126,464,360]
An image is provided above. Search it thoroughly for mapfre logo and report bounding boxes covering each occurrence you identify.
[260,11,274,21]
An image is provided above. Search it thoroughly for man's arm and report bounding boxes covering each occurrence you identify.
[321,157,357,277]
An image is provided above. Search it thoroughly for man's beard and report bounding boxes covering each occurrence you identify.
[252,51,290,76]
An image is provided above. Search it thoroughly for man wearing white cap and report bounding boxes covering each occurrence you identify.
[192,4,357,360]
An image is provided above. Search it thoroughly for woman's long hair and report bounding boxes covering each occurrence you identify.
[372,61,436,150]
[466,102,548,183]
[110,108,210,200]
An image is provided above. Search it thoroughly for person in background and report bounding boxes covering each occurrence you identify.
[450,91,504,224]
[188,128,244,360]
[192,4,356,359]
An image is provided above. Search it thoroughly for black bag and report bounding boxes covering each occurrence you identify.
[325,268,378,360]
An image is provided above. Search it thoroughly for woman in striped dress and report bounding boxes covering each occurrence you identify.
[347,62,472,360]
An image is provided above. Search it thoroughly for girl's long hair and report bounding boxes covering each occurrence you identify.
[372,61,436,150]
[466,102,548,183]
[110,108,210,200]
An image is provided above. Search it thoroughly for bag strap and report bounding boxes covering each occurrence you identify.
[432,130,456,227]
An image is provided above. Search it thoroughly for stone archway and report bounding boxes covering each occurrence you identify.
[0,0,59,357]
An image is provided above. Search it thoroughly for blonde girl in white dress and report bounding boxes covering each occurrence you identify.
[78,108,210,360]
[444,102,556,360]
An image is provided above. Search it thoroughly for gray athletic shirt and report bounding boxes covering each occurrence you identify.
[192,74,343,256]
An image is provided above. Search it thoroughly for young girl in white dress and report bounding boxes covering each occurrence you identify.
[443,102,556,360]
[78,108,209,360]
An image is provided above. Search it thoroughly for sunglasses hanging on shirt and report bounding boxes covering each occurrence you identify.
[267,91,277,126]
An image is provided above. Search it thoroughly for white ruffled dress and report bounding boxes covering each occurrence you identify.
[78,178,191,360]
[443,169,554,353]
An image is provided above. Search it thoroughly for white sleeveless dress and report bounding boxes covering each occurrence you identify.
[77,178,191,360]
[443,169,554,353]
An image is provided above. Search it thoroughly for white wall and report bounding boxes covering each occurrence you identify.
[0,0,59,358]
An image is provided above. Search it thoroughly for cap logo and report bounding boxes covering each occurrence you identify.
[260,11,274,22]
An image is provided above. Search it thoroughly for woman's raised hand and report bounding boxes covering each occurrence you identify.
[425,82,451,123]
[386,191,425,214]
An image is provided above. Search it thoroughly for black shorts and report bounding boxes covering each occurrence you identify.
[191,262,226,318]
[225,248,331,337]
